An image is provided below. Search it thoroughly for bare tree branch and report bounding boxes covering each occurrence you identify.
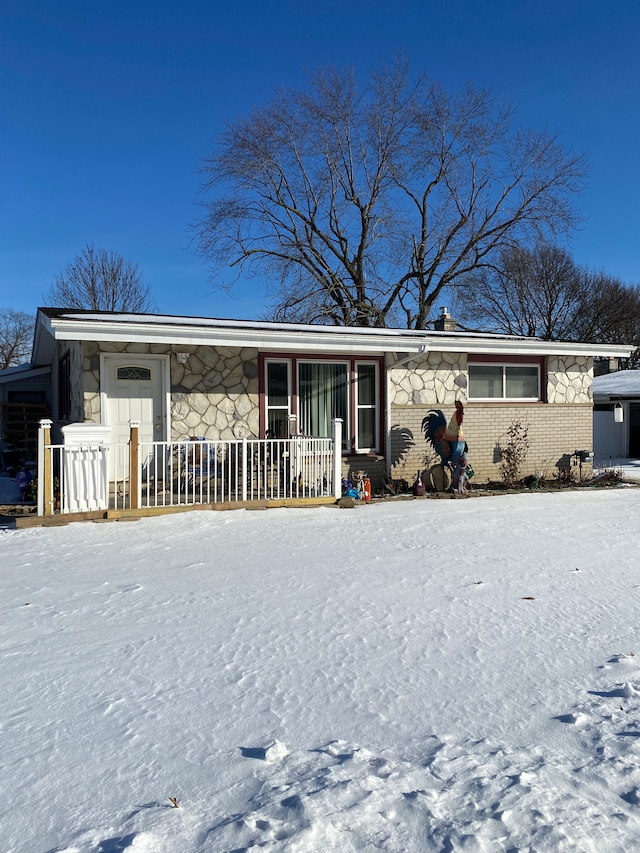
[453,242,640,345]
[0,310,33,369]
[46,244,156,312]
[195,57,586,328]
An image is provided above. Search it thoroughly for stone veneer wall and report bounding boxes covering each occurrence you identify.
[387,350,468,406]
[82,342,260,440]
[546,355,592,403]
[79,341,594,485]
[388,353,594,484]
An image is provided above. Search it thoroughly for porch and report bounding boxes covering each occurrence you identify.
[36,419,342,518]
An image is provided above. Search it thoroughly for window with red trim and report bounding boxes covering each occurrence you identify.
[262,356,382,452]
[468,356,543,401]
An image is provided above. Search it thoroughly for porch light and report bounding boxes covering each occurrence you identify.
[176,352,189,364]
[614,401,624,423]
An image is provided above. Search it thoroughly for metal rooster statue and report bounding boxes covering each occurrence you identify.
[422,401,466,465]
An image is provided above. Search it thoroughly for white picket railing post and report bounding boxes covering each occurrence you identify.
[241,437,248,502]
[332,418,343,500]
[37,418,53,516]
[129,421,140,510]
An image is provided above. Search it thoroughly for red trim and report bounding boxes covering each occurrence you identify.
[349,362,356,454]
[259,352,385,453]
[467,354,545,366]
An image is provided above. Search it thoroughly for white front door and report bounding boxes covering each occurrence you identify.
[103,356,167,471]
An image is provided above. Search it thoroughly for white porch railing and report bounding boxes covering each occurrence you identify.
[37,419,343,516]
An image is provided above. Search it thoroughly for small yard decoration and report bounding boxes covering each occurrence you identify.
[422,401,465,465]
[422,402,466,490]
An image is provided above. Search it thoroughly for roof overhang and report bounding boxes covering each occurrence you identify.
[593,370,640,400]
[32,309,637,363]
[0,363,50,384]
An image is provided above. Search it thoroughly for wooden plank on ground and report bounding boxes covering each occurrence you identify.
[13,496,338,528]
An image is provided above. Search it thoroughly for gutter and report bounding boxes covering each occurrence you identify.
[390,344,429,368]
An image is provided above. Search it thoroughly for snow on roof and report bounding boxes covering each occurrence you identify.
[0,362,35,375]
[0,363,49,383]
[34,308,636,359]
[38,307,516,341]
[593,370,640,397]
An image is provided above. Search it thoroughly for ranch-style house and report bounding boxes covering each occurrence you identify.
[23,307,633,506]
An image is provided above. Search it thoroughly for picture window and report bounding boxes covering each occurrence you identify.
[468,363,541,401]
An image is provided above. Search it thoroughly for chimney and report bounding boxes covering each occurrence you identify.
[594,356,620,376]
[434,306,457,332]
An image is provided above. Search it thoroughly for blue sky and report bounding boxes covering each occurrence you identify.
[1,0,639,321]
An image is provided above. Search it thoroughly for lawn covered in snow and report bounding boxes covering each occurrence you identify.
[3,488,640,851]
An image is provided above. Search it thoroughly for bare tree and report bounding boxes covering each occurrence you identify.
[573,275,640,345]
[454,243,587,338]
[195,57,586,328]
[0,310,33,370]
[46,244,155,312]
[454,242,640,345]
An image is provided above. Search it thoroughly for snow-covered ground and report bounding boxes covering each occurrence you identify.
[3,482,640,851]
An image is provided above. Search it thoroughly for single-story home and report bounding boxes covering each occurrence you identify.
[593,369,640,462]
[30,307,634,488]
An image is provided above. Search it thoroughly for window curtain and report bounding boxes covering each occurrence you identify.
[298,363,348,438]
[505,366,539,398]
[469,364,502,398]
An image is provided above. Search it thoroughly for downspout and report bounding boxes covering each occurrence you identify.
[390,345,429,369]
[385,344,429,474]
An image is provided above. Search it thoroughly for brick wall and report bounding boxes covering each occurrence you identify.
[390,402,593,485]
[341,455,387,490]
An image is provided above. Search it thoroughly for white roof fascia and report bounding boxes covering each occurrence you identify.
[41,314,636,359]
[46,319,418,354]
[444,339,636,358]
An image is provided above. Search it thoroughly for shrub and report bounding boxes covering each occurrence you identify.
[498,421,530,487]
[555,465,576,485]
[592,467,624,486]
[21,477,61,504]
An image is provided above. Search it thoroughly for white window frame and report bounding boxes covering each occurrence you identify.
[355,360,380,452]
[265,359,292,437]
[468,362,541,402]
[263,356,382,453]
